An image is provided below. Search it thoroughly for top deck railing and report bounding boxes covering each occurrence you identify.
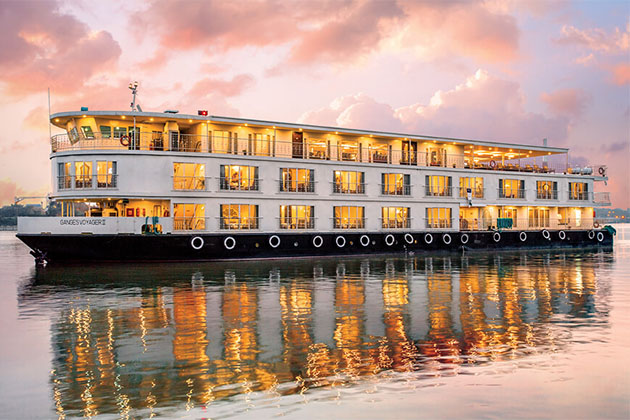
[51,132,591,175]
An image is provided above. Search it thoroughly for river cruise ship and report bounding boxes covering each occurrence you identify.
[17,107,614,263]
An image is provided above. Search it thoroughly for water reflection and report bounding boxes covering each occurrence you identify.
[18,251,612,418]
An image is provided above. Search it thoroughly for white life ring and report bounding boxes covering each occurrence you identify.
[191,236,204,250]
[493,232,501,242]
[424,233,433,244]
[597,231,604,242]
[360,235,370,247]
[385,234,395,246]
[588,230,595,240]
[542,229,550,240]
[443,233,452,245]
[519,231,527,242]
[404,233,414,244]
[558,230,566,240]
[460,233,469,244]
[313,235,323,248]
[224,236,236,250]
[336,236,346,248]
[269,235,281,248]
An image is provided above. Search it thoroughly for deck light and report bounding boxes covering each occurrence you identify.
[245,123,248,126]
[335,131,338,134]
[122,116,126,119]
[150,118,154,122]
[188,119,193,123]
[55,118,59,122]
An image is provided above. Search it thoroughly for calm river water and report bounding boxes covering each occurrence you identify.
[0,230,629,419]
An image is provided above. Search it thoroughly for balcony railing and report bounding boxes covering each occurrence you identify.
[332,182,365,194]
[172,176,207,191]
[458,187,485,199]
[425,186,452,197]
[425,218,453,229]
[52,132,593,175]
[593,192,611,206]
[460,217,595,231]
[219,176,260,191]
[381,218,412,229]
[380,184,412,196]
[173,217,206,231]
[498,188,526,199]
[279,217,315,229]
[58,175,118,190]
[333,217,365,229]
[536,190,558,200]
[568,192,592,201]
[219,217,260,230]
[279,180,315,193]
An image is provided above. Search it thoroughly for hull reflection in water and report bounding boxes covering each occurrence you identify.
[18,250,611,418]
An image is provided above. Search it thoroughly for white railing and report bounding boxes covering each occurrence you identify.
[593,192,611,205]
[57,175,118,190]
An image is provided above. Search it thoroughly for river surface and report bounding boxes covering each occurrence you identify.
[0,230,629,419]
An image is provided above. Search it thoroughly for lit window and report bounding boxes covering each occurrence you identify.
[81,126,95,139]
[426,208,452,228]
[220,204,259,230]
[333,171,364,194]
[381,173,410,195]
[280,168,314,192]
[499,179,525,199]
[220,165,258,191]
[382,207,410,229]
[333,206,364,229]
[173,204,205,230]
[96,161,117,188]
[569,182,589,200]
[536,181,557,199]
[75,161,93,188]
[279,205,314,229]
[459,177,484,198]
[425,175,452,196]
[173,163,205,190]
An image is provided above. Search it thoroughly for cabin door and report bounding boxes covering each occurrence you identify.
[402,141,417,165]
[292,132,304,158]
[169,131,180,151]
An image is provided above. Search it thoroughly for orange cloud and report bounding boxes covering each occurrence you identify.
[611,63,630,85]
[540,88,591,117]
[0,2,121,97]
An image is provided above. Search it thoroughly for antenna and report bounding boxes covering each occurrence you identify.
[128,81,139,111]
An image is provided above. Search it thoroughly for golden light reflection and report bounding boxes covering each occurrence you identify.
[43,255,602,415]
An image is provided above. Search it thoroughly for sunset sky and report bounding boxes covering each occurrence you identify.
[0,0,628,207]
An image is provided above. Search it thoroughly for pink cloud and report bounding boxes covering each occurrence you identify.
[0,1,121,96]
[610,63,630,85]
[540,88,591,117]
[188,74,254,98]
[556,24,629,54]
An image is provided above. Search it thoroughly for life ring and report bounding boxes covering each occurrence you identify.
[519,231,527,242]
[336,236,346,248]
[597,232,604,242]
[191,236,204,250]
[588,230,595,240]
[542,229,550,240]
[443,233,452,245]
[404,233,414,244]
[385,234,395,246]
[269,235,281,248]
[490,160,497,169]
[598,167,605,175]
[493,232,501,242]
[593,222,600,228]
[424,233,433,244]
[224,236,236,250]
[313,235,323,248]
[460,233,469,244]
[360,235,370,247]
[558,230,566,240]
[120,135,130,147]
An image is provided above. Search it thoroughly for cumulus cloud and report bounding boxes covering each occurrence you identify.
[300,70,567,145]
[540,88,591,118]
[133,0,520,69]
[0,1,121,96]
[556,23,629,54]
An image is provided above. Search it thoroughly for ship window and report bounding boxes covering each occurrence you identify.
[113,127,127,138]
[74,161,93,188]
[528,208,550,228]
[459,177,484,198]
[425,175,452,196]
[220,165,258,191]
[100,126,111,138]
[279,205,314,229]
[248,133,272,156]
[569,182,589,200]
[173,163,206,190]
[382,207,410,229]
[220,204,259,230]
[173,204,205,230]
[381,173,410,195]
[426,207,452,228]
[57,162,72,190]
[333,206,364,229]
[81,126,95,139]
[536,181,557,199]
[280,168,314,192]
[499,179,525,199]
[97,161,117,188]
[333,171,364,194]
[213,130,234,154]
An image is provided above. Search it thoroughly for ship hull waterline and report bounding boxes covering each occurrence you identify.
[17,230,613,264]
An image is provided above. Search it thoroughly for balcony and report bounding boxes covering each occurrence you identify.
[593,192,611,206]
[498,188,526,199]
[58,175,118,190]
[51,132,595,176]
[425,186,453,197]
